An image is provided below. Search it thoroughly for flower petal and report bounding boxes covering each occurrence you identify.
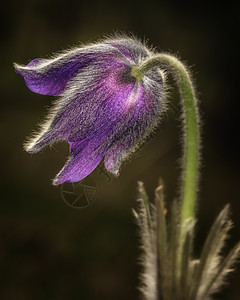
[104,70,164,174]
[26,64,136,153]
[52,81,144,185]
[53,135,107,185]
[53,91,136,185]
[14,43,131,96]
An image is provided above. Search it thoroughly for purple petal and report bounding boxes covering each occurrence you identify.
[26,64,136,153]
[104,70,164,174]
[53,92,136,185]
[15,56,82,96]
[53,135,107,185]
[14,43,132,96]
[53,91,137,185]
[51,80,144,185]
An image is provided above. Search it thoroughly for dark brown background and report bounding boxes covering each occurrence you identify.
[1,1,240,299]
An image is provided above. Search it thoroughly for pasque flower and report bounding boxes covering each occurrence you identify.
[15,37,165,185]
[15,35,240,300]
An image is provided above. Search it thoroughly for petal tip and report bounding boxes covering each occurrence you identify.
[52,177,62,186]
[53,173,73,186]
[104,162,120,177]
[13,62,19,69]
[24,130,54,154]
[14,63,24,76]
[24,140,40,154]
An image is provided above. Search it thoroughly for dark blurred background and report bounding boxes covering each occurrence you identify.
[1,1,240,299]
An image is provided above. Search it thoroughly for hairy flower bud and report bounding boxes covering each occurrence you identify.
[15,37,165,185]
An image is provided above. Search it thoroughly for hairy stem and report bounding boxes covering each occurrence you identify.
[132,53,200,224]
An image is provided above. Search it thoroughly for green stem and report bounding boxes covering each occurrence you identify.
[131,54,200,224]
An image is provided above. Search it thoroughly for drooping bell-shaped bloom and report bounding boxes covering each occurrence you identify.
[15,37,165,185]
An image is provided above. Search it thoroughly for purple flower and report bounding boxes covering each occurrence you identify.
[15,37,164,185]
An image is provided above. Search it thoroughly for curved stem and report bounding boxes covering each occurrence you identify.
[132,54,200,224]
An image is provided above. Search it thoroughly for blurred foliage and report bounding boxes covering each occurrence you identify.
[0,1,239,299]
